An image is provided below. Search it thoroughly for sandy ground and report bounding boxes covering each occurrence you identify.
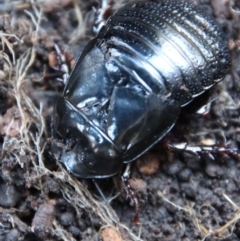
[0,0,240,240]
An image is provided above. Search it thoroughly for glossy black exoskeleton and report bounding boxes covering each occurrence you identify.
[53,0,230,178]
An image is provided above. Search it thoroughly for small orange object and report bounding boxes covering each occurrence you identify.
[101,227,122,241]
[137,153,160,175]
[129,178,146,192]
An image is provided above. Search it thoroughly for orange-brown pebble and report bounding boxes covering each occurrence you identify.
[136,153,159,175]
[129,178,146,192]
[101,227,122,241]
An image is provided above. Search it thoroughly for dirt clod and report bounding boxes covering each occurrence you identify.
[0,184,21,208]
[4,229,19,241]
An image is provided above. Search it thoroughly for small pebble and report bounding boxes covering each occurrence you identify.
[69,226,81,237]
[163,160,184,175]
[205,163,224,177]
[101,227,122,241]
[178,168,192,182]
[59,212,74,227]
[129,178,146,191]
[137,153,159,175]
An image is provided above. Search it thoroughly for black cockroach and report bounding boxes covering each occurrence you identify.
[53,0,230,180]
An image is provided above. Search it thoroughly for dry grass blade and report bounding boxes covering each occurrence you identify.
[0,32,21,65]
[0,51,13,81]
[13,48,36,150]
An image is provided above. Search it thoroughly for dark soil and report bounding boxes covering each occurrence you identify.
[0,0,240,241]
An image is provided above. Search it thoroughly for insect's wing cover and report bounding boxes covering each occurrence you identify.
[107,86,181,162]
